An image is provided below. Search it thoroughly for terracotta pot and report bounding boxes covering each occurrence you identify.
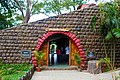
[67,32,70,36]
[33,60,37,64]
[36,67,41,72]
[78,46,82,49]
[75,39,80,43]
[36,45,40,48]
[43,34,47,38]
[71,34,76,38]
[64,32,68,35]
[77,67,82,72]
[35,48,39,51]
[76,43,80,46]
[38,38,44,43]
[34,64,37,66]
[32,57,36,61]
[79,49,82,52]
[80,54,84,57]
[38,42,42,45]
[80,51,84,55]
[69,34,72,37]
[42,37,46,40]
[73,38,77,41]
[46,33,49,37]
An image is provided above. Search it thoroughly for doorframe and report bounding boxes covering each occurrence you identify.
[48,35,70,66]
[32,31,85,67]
[69,39,71,66]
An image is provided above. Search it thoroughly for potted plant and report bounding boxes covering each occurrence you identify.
[73,52,82,71]
[34,50,45,72]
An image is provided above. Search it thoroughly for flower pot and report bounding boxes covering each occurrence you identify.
[36,67,41,72]
[77,67,82,72]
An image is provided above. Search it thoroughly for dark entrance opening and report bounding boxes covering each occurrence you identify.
[48,34,69,67]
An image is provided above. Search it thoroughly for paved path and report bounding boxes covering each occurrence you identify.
[31,70,120,80]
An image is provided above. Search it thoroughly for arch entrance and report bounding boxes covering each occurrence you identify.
[32,31,85,67]
[48,34,69,66]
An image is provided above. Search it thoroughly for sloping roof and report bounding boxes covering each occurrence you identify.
[29,6,99,29]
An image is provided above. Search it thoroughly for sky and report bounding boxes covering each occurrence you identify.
[29,0,113,22]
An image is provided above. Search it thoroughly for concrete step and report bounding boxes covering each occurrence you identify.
[43,66,77,70]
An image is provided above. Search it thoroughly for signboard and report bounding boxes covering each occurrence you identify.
[21,50,31,58]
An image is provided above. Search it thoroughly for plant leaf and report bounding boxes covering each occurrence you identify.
[112,28,120,38]
[90,15,97,30]
[105,31,113,40]
[99,58,110,64]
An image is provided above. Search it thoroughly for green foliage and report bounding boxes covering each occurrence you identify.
[90,15,97,30]
[0,63,31,80]
[91,2,120,39]
[105,28,120,40]
[98,2,120,69]
[0,0,15,29]
[73,52,81,66]
[0,0,85,28]
[34,50,45,66]
[1,72,25,80]
[0,63,31,75]
[90,3,120,80]
[99,58,111,64]
[38,0,85,15]
[31,2,44,15]
[99,2,120,39]
[112,28,120,38]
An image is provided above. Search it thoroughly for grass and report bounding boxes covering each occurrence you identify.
[0,62,31,80]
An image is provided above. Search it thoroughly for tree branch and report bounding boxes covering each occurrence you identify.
[31,0,38,12]
[14,0,25,19]
[24,0,31,23]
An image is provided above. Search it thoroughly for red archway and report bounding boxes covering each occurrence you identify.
[32,31,86,68]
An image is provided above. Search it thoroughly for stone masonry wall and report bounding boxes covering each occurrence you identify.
[0,6,120,69]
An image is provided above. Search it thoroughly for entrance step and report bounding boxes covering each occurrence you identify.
[43,66,77,70]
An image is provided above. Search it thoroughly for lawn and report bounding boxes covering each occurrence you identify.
[0,62,31,80]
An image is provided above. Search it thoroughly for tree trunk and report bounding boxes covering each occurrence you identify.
[113,40,116,69]
[14,0,25,21]
[73,0,76,10]
[24,0,31,23]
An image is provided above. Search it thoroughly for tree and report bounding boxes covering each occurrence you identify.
[0,0,15,29]
[36,0,85,15]
[14,0,32,23]
[91,2,120,80]
[0,0,85,29]
[13,0,85,23]
[91,1,120,69]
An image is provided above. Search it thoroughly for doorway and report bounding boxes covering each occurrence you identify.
[48,34,69,67]
[32,31,84,68]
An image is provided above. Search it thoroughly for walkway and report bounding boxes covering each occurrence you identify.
[31,70,120,80]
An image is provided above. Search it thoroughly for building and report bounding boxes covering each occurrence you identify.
[0,5,120,69]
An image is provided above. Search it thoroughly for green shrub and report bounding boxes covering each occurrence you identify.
[0,63,31,80]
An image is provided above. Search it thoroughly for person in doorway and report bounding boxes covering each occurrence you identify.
[50,45,55,65]
[60,47,64,63]
[56,47,62,64]
[65,45,69,64]
[50,44,58,65]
